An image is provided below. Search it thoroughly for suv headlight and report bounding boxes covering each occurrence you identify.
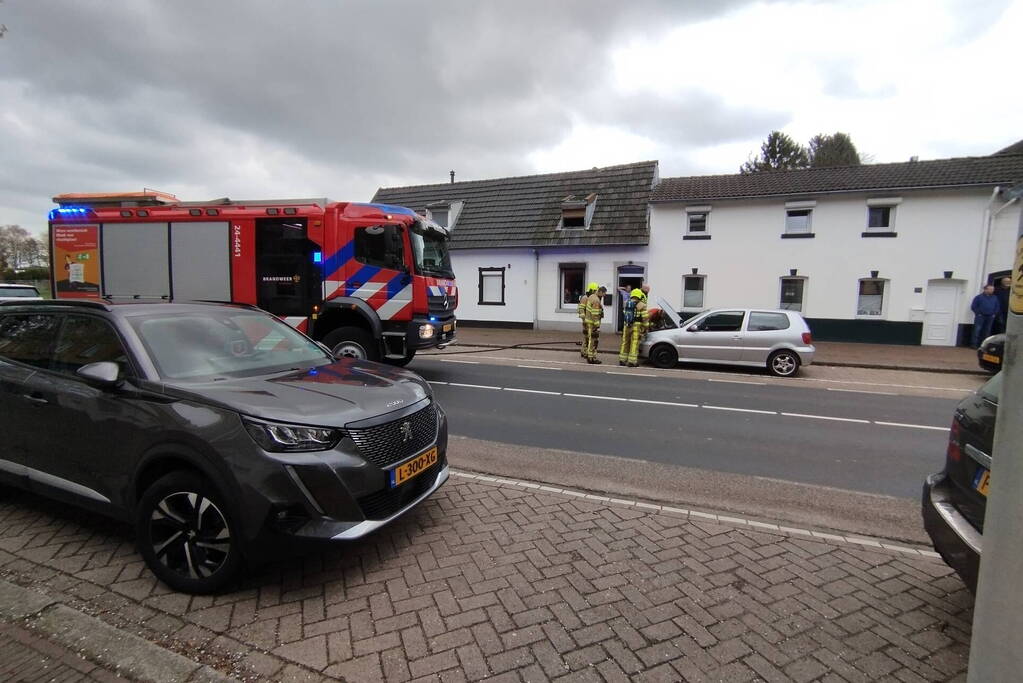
[242,416,343,452]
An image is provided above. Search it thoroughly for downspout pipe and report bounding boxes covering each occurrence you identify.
[533,248,540,330]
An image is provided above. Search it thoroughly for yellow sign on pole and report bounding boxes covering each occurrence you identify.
[1013,235,1023,315]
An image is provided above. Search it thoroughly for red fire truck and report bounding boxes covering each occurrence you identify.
[49,191,457,365]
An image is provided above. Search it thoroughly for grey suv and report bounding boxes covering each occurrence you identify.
[0,300,448,593]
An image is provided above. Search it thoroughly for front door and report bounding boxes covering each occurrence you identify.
[615,265,645,332]
[922,280,962,346]
[343,224,413,322]
[255,218,321,319]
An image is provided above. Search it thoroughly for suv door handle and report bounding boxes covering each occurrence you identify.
[23,394,48,406]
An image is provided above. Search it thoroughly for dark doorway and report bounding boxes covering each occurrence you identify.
[255,218,321,317]
[615,265,645,332]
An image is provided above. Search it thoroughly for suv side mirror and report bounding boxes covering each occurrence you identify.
[687,324,700,332]
[77,361,123,388]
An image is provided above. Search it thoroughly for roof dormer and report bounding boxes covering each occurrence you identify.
[559,193,597,230]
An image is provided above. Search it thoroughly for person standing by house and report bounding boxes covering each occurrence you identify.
[994,276,1012,334]
[578,282,596,357]
[970,284,1001,348]
[583,285,606,364]
[619,288,649,367]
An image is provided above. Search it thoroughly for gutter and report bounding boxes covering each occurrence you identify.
[649,181,1013,204]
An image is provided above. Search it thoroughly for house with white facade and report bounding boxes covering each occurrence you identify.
[373,162,659,333]
[649,151,1023,345]
[373,148,1023,345]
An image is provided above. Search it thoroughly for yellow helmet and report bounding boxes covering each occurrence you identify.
[587,282,599,293]
[630,288,644,299]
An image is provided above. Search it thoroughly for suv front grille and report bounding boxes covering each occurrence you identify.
[357,466,441,520]
[348,404,438,469]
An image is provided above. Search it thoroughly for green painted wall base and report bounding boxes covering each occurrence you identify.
[805,318,922,345]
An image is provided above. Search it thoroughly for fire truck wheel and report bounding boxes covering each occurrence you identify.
[383,350,416,367]
[323,327,380,362]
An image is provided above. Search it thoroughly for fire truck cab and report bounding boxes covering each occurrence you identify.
[49,192,458,366]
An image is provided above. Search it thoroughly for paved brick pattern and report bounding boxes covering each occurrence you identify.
[0,621,130,682]
[0,478,973,682]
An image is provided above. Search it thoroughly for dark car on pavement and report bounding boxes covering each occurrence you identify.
[0,300,448,593]
[922,371,1001,593]
[977,333,1005,373]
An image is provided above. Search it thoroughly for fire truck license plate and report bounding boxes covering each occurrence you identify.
[443,323,453,333]
[982,353,1000,364]
[390,448,438,488]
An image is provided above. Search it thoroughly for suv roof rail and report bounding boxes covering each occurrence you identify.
[0,299,113,310]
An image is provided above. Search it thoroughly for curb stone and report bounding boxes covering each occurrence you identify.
[0,579,238,683]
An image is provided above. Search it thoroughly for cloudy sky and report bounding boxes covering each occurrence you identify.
[2,0,1019,238]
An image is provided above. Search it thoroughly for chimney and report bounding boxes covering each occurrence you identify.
[450,170,455,184]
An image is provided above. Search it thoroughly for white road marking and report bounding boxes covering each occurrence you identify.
[439,359,480,364]
[504,387,561,395]
[781,412,871,424]
[517,365,562,370]
[702,405,777,415]
[449,382,501,390]
[875,421,948,431]
[827,388,898,395]
[628,398,700,408]
[564,393,629,402]
[429,381,448,385]
[708,379,765,386]
[607,371,658,377]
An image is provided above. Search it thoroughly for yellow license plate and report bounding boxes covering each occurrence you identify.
[974,469,990,497]
[443,323,453,332]
[982,353,1001,364]
[390,447,438,488]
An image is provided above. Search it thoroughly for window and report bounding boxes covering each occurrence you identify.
[52,315,132,378]
[559,194,596,230]
[0,314,59,369]
[683,275,705,309]
[697,311,744,332]
[785,209,812,234]
[857,279,886,317]
[559,264,586,307]
[867,206,891,230]
[687,213,707,233]
[748,312,790,331]
[779,277,806,312]
[430,208,449,227]
[354,225,406,271]
[478,267,505,305]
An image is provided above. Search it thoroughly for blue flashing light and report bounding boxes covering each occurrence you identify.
[312,251,323,264]
[48,206,92,221]
[308,368,319,376]
[429,316,438,322]
[359,202,417,217]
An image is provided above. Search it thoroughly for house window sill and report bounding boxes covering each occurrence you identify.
[683,234,711,241]
[477,301,506,306]
[861,231,898,238]
[781,233,815,239]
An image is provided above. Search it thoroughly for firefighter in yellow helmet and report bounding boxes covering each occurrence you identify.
[618,288,649,367]
[578,282,596,357]
[583,285,606,364]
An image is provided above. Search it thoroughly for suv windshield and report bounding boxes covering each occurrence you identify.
[0,286,40,297]
[129,309,330,380]
[410,221,454,278]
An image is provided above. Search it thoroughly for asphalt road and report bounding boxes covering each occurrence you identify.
[413,357,960,499]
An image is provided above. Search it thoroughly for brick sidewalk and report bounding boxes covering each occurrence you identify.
[0,476,972,682]
[0,621,127,682]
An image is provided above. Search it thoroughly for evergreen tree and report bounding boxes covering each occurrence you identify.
[808,132,861,168]
[740,131,809,173]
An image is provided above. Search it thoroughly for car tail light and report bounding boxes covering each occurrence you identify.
[947,418,962,462]
[801,332,812,344]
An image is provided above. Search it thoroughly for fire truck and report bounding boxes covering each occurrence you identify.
[48,191,457,365]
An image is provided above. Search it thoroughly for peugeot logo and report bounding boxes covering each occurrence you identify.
[399,421,413,443]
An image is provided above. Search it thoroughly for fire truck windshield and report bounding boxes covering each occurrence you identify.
[409,223,454,279]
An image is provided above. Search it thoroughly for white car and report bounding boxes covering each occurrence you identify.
[0,284,43,303]
[639,299,815,377]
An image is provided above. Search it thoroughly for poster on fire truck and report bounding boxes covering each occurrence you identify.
[52,225,101,298]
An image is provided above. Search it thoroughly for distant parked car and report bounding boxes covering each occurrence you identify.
[977,333,1004,374]
[0,299,448,593]
[921,372,1000,593]
[0,284,42,303]
[639,300,815,377]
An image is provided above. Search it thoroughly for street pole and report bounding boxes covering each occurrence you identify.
[968,194,1023,681]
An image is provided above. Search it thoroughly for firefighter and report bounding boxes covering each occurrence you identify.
[578,282,596,357]
[619,288,649,367]
[584,285,606,364]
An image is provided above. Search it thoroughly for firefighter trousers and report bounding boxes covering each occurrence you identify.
[619,323,644,365]
[580,320,588,356]
[584,322,600,360]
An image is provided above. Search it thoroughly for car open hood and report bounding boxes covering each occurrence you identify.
[161,359,432,427]
[654,297,682,328]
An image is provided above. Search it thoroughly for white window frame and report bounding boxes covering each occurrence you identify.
[685,205,711,236]
[779,276,807,313]
[856,278,888,318]
[682,274,706,310]
[558,263,587,310]
[865,197,901,233]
